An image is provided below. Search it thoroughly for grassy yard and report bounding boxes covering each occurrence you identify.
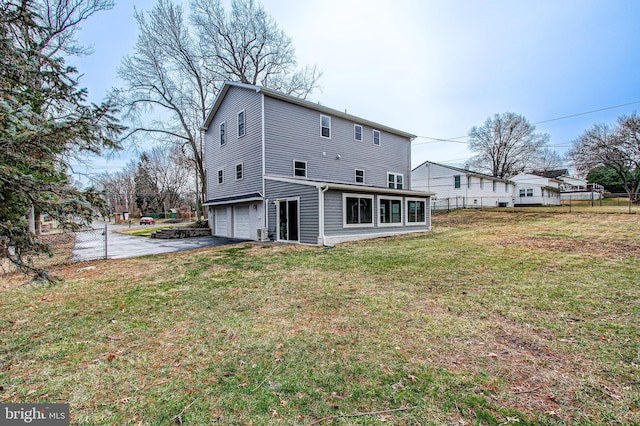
[1,210,638,424]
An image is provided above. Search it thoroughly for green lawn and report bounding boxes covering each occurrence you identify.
[1,210,638,424]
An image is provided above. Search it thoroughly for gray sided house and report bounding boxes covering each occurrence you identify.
[202,82,433,246]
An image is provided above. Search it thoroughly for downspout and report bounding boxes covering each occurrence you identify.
[318,185,329,245]
[261,92,267,234]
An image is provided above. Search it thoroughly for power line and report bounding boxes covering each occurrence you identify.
[412,99,640,146]
[533,100,640,125]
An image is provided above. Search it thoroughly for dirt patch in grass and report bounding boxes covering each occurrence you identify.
[498,235,640,260]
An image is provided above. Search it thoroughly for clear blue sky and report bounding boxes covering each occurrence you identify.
[69,0,640,181]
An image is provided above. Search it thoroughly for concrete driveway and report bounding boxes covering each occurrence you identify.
[72,222,239,261]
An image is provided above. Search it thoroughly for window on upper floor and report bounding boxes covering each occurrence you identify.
[373,129,381,146]
[321,115,331,138]
[235,163,243,180]
[294,160,307,177]
[217,169,224,184]
[355,169,365,184]
[388,172,403,189]
[454,175,461,189]
[220,121,226,146]
[344,194,373,227]
[379,197,403,226]
[238,110,245,138]
[407,199,426,224]
[354,124,363,141]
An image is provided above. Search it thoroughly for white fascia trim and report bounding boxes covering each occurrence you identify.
[263,175,435,197]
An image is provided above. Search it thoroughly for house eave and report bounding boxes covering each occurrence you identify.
[412,160,514,184]
[202,82,416,141]
[203,192,264,206]
[264,175,434,197]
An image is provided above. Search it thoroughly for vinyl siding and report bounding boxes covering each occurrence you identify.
[323,190,430,238]
[205,86,262,201]
[412,163,516,207]
[265,180,319,245]
[263,96,411,188]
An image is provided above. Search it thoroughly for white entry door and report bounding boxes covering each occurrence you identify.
[233,206,250,239]
[215,207,229,237]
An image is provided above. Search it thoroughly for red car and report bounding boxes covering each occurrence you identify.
[139,217,155,225]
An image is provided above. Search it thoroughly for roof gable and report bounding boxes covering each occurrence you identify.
[412,160,513,183]
[202,81,416,140]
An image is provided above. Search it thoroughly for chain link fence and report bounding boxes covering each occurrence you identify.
[71,225,108,262]
[562,193,640,213]
[432,193,640,214]
[1,225,108,279]
[431,196,513,212]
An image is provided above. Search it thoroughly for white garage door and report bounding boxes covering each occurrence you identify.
[234,206,250,239]
[215,207,228,237]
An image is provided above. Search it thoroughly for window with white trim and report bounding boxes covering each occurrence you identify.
[493,181,497,192]
[467,176,472,188]
[235,163,243,180]
[480,178,484,189]
[407,198,427,224]
[354,124,363,141]
[321,115,331,138]
[505,182,509,192]
[527,188,534,197]
[519,189,526,197]
[344,194,373,227]
[388,172,403,189]
[217,169,224,184]
[293,160,307,177]
[237,110,245,137]
[355,168,365,184]
[379,196,403,226]
[373,129,381,146]
[219,121,226,146]
[454,175,461,189]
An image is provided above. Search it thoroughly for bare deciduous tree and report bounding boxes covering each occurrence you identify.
[190,0,321,98]
[114,0,321,217]
[466,112,550,178]
[96,146,194,217]
[569,114,640,200]
[531,147,565,173]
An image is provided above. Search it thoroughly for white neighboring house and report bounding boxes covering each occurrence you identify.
[532,169,605,201]
[411,161,516,209]
[510,173,562,206]
[558,175,604,201]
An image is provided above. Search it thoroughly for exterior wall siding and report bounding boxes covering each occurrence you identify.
[264,96,411,188]
[265,180,319,245]
[511,174,562,206]
[205,86,263,201]
[412,163,515,207]
[323,190,430,240]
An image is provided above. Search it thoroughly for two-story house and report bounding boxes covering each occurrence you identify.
[411,161,516,209]
[201,82,433,246]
